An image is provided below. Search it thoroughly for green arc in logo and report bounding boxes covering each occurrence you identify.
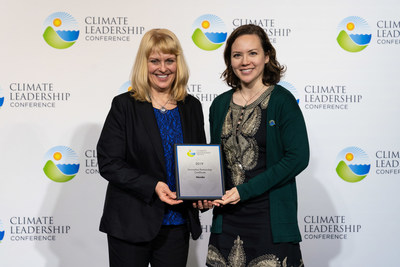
[43,26,76,49]
[192,28,224,51]
[336,160,367,183]
[336,30,367,53]
[43,160,76,183]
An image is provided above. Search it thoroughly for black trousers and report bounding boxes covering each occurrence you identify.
[107,225,190,267]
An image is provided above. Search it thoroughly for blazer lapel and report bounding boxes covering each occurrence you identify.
[136,100,167,176]
[177,100,191,143]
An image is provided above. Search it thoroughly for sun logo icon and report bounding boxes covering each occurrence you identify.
[43,146,80,182]
[43,12,80,49]
[0,86,4,108]
[336,146,371,183]
[336,16,371,53]
[192,14,227,51]
[187,150,196,157]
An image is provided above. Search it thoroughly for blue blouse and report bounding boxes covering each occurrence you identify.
[153,107,186,225]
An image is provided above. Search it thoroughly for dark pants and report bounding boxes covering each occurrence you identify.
[107,225,190,267]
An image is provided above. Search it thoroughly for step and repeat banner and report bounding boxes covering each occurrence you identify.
[1,0,399,266]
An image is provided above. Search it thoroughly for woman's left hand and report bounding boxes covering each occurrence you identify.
[213,187,241,206]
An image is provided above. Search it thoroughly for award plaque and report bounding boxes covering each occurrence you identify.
[174,144,225,200]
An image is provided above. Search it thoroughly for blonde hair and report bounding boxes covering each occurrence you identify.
[130,29,189,102]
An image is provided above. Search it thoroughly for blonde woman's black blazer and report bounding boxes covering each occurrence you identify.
[97,92,206,243]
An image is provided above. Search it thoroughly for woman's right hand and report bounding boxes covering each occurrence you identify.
[155,181,183,205]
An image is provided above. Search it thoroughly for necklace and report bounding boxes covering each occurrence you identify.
[236,86,266,132]
[239,86,266,108]
[151,95,171,114]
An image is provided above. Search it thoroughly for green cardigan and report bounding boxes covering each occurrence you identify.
[209,85,309,243]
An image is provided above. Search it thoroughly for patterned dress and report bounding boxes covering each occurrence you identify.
[207,87,304,267]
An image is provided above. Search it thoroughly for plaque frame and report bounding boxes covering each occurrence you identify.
[174,144,225,200]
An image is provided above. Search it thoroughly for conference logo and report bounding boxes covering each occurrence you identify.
[0,86,4,108]
[192,14,227,51]
[303,215,362,240]
[9,216,71,242]
[84,16,145,42]
[0,220,5,242]
[232,18,292,44]
[278,81,299,104]
[8,82,71,109]
[187,150,196,157]
[303,84,363,110]
[337,16,372,52]
[43,12,80,49]
[336,146,371,182]
[43,146,80,182]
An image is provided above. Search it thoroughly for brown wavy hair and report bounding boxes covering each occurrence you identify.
[222,24,286,89]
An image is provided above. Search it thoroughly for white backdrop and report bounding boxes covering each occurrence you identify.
[1,0,400,266]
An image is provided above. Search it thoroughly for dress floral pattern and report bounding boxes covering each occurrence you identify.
[221,87,273,187]
[207,236,304,267]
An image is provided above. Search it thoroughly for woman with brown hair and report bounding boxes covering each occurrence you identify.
[207,24,309,267]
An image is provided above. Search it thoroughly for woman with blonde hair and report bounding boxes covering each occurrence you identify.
[97,28,206,267]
